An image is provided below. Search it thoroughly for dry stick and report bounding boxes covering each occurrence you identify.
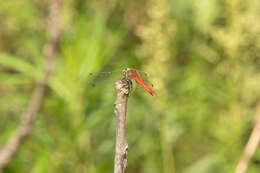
[0,0,61,171]
[114,80,130,173]
[235,102,260,173]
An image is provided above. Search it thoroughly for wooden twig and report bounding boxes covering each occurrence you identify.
[235,102,260,173]
[0,0,61,171]
[114,80,130,173]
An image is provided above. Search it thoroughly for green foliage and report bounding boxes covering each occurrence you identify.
[1,0,260,173]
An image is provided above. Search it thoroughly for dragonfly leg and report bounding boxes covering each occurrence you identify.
[128,80,133,91]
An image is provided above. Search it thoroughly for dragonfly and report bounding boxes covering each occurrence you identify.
[88,68,155,96]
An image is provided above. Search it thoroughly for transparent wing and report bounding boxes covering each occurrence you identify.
[137,70,155,87]
[87,70,122,87]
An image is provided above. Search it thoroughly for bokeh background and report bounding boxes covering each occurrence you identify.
[1,0,260,172]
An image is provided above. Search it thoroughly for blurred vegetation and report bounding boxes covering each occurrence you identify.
[0,0,260,172]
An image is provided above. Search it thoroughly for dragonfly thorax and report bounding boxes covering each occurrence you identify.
[122,68,138,80]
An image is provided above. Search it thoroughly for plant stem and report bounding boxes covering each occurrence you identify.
[0,0,61,171]
[114,79,129,173]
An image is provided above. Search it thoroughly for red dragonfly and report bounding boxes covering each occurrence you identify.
[89,68,155,96]
[122,68,155,96]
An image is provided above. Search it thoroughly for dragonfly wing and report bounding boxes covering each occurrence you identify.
[136,71,155,88]
[88,72,112,87]
[87,70,122,87]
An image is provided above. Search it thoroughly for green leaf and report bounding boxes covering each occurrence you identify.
[0,53,40,80]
